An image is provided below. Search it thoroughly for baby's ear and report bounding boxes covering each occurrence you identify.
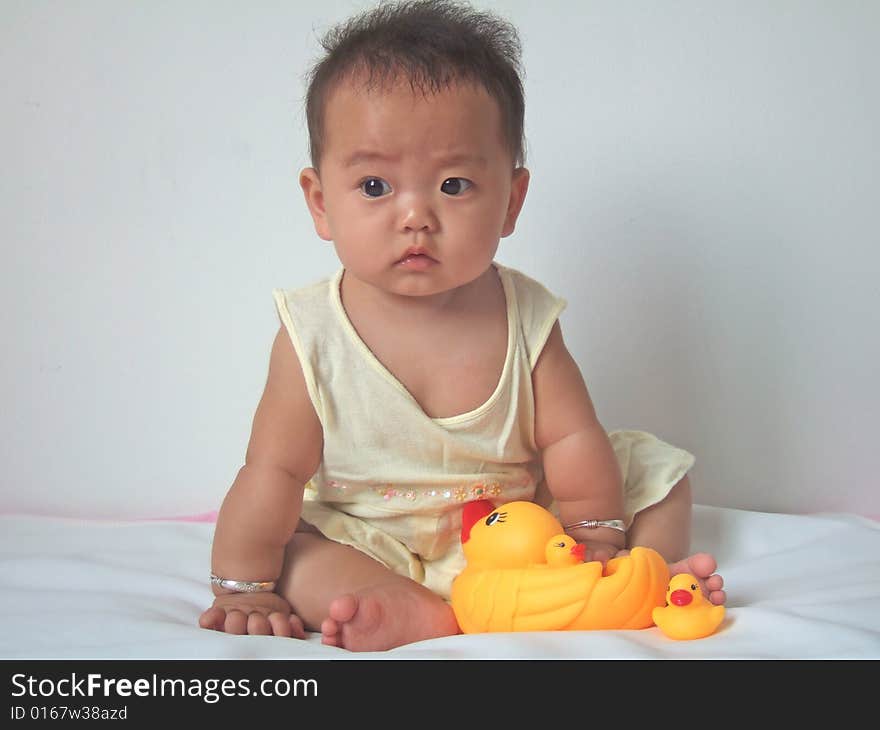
[501,167,530,238]
[299,167,332,241]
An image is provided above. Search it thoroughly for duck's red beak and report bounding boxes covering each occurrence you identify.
[461,500,495,544]
[670,589,693,606]
[570,543,586,561]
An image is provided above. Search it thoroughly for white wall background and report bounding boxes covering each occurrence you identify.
[2,0,877,519]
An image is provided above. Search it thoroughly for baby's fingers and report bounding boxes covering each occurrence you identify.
[198,606,227,632]
[289,614,306,640]
[585,546,616,565]
[200,604,302,638]
[264,611,306,639]
[246,612,272,636]
[262,611,291,638]
[223,609,249,635]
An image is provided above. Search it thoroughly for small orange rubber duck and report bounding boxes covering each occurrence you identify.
[652,573,725,640]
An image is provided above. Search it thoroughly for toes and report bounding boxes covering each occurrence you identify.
[705,573,724,592]
[709,589,727,606]
[328,593,359,623]
[686,552,717,579]
[320,617,341,647]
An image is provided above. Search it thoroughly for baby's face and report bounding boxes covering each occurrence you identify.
[300,77,529,299]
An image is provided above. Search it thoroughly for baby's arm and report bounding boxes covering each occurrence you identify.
[533,322,625,563]
[199,326,323,637]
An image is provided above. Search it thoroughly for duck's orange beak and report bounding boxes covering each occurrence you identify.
[461,500,496,543]
[670,589,693,606]
[570,544,586,561]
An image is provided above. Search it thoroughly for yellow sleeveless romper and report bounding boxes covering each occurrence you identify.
[273,264,694,599]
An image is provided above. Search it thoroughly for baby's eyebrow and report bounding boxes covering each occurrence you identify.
[342,150,487,168]
[436,152,488,168]
[343,150,399,168]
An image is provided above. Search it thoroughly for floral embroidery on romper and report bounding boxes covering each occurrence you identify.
[322,479,527,502]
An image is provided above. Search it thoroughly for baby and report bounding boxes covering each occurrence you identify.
[199,0,725,651]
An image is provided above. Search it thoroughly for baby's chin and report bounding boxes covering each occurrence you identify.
[344,261,498,302]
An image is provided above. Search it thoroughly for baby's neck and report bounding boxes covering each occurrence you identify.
[337,264,509,418]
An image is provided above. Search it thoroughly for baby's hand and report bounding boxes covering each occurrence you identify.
[199,591,306,639]
[579,541,622,566]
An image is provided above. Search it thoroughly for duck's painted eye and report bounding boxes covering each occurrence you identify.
[555,542,565,548]
[485,513,500,526]
[691,584,698,591]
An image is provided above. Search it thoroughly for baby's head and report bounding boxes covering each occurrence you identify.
[299,0,531,299]
[304,0,526,173]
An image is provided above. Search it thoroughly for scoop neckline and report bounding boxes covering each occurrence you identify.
[329,264,517,426]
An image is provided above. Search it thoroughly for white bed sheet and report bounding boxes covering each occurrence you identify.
[2,505,879,659]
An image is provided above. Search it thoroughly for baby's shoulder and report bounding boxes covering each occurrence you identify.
[494,264,567,369]
[496,263,566,318]
[496,264,563,305]
[273,270,341,330]
[273,272,335,304]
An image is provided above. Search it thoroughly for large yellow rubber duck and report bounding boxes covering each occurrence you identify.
[652,573,725,640]
[451,500,669,633]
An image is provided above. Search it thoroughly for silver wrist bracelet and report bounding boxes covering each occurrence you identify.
[210,573,277,594]
[563,519,626,533]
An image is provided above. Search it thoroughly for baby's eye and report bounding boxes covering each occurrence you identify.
[440,177,473,196]
[359,177,392,198]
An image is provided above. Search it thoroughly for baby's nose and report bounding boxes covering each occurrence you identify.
[399,195,439,232]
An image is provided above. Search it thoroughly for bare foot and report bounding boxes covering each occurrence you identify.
[668,552,726,605]
[614,549,726,605]
[319,581,460,651]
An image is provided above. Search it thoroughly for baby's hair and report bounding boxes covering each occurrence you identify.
[303,0,526,171]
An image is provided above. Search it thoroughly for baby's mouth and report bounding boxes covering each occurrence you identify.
[396,247,439,266]
[398,252,435,263]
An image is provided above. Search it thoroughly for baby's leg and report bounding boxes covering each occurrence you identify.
[625,475,726,605]
[276,530,459,651]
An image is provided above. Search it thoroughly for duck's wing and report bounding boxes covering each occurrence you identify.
[569,546,670,630]
[451,562,604,633]
[511,561,605,632]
